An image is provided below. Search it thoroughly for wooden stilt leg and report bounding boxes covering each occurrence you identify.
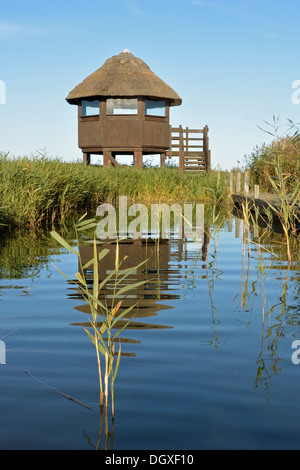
[83,152,90,165]
[103,151,112,167]
[103,151,119,167]
[134,151,143,169]
[160,152,166,167]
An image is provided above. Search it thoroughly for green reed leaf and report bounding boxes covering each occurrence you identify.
[50,231,78,256]
[115,279,148,297]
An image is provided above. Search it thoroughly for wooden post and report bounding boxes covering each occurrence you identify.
[244,170,250,194]
[83,152,90,165]
[236,171,241,193]
[179,125,184,174]
[103,150,112,167]
[160,152,166,167]
[134,151,143,169]
[235,218,240,238]
[254,184,260,199]
[168,125,173,160]
[229,172,233,193]
[203,126,210,171]
[185,127,189,153]
[103,151,119,167]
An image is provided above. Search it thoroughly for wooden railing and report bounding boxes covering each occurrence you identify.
[167,125,211,173]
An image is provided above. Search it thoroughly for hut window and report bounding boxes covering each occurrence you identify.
[106,98,138,115]
[145,100,166,117]
[81,100,100,116]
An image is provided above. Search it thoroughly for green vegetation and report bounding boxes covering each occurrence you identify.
[50,216,148,424]
[0,153,230,228]
[244,117,300,194]
[243,117,300,258]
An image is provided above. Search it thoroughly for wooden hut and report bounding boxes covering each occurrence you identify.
[66,49,182,168]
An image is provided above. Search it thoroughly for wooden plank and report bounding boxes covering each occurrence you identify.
[184,151,205,156]
[184,158,205,161]
[170,128,204,134]
[184,157,205,161]
[184,164,205,167]
[185,145,204,148]
[184,162,205,166]
[179,125,184,174]
[172,146,204,150]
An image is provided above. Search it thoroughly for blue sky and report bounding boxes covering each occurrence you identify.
[0,0,299,169]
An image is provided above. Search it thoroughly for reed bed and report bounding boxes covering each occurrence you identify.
[244,117,300,194]
[243,117,300,260]
[0,153,231,228]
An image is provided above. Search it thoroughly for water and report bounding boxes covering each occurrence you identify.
[0,206,299,450]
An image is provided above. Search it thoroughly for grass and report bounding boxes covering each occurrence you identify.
[0,153,231,228]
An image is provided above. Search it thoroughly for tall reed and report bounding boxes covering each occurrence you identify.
[50,215,148,419]
[244,117,300,260]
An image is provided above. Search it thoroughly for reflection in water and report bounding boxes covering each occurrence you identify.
[67,227,211,449]
[72,207,298,447]
[68,233,210,357]
[231,208,299,398]
[0,204,299,449]
[0,229,59,280]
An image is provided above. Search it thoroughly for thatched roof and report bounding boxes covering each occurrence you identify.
[66,50,182,107]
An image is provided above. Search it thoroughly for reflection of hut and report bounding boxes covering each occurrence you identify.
[76,239,176,319]
[68,236,211,355]
[66,50,182,168]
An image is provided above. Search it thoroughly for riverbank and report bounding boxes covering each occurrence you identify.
[0,154,231,228]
